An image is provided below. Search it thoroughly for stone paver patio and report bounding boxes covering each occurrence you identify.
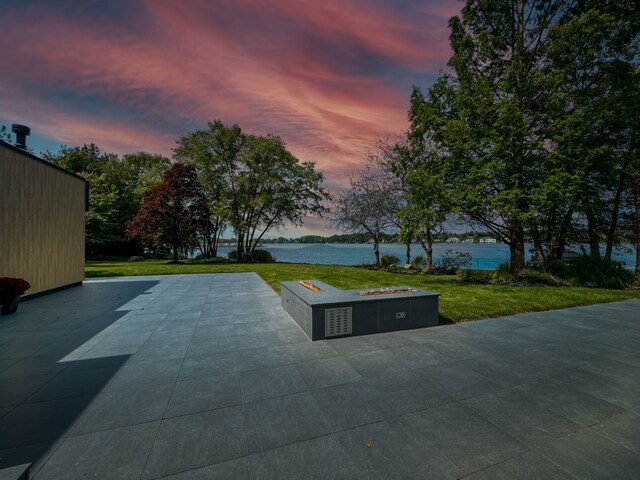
[0,272,639,479]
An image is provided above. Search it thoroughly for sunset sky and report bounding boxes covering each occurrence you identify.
[1,0,460,235]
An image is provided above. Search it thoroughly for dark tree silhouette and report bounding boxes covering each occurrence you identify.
[126,163,210,263]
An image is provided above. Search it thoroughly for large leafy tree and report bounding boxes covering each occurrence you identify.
[121,152,171,202]
[174,120,329,260]
[44,145,170,255]
[408,0,638,273]
[543,2,639,263]
[441,0,573,273]
[126,163,210,262]
[402,86,452,269]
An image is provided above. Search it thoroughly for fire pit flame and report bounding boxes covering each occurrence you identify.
[298,281,321,291]
[357,287,415,296]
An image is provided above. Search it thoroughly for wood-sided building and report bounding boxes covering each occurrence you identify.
[0,140,87,297]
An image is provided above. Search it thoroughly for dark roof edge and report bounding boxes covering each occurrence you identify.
[0,139,87,183]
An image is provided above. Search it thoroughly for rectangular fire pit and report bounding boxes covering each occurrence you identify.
[281,280,439,341]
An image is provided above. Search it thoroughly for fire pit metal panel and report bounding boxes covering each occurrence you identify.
[325,307,352,337]
[281,280,439,341]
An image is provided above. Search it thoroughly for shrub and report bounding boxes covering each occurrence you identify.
[438,250,472,270]
[191,256,229,264]
[411,255,426,268]
[424,265,457,275]
[249,249,276,263]
[490,271,514,284]
[381,254,400,268]
[544,259,573,279]
[143,252,172,260]
[516,269,570,286]
[573,255,633,289]
[495,261,510,273]
[456,269,493,283]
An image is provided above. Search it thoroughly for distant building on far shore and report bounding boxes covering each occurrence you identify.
[446,237,460,243]
[462,238,474,243]
[479,237,497,244]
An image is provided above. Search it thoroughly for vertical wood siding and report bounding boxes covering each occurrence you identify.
[0,144,85,296]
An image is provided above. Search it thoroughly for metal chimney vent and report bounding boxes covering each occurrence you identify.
[12,124,30,149]
[325,307,352,337]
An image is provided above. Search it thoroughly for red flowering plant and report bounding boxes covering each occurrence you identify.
[0,277,31,305]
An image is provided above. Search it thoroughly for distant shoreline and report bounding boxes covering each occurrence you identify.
[214,242,635,270]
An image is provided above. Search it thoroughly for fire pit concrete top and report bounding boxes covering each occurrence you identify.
[280,279,439,307]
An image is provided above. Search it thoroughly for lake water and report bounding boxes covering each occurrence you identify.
[217,243,636,270]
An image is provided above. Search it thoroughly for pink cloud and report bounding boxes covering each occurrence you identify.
[0,0,459,196]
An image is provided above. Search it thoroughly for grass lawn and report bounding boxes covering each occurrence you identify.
[86,259,640,323]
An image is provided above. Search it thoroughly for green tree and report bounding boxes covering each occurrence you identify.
[402,86,451,269]
[121,152,171,201]
[441,0,573,273]
[408,1,638,273]
[175,120,329,260]
[174,121,246,258]
[544,3,638,263]
[44,144,170,255]
[0,125,12,142]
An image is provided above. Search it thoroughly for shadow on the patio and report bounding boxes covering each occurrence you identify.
[0,280,159,471]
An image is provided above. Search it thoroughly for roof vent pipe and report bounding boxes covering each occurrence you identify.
[12,124,30,149]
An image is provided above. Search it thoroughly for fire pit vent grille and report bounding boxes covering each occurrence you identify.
[325,307,352,337]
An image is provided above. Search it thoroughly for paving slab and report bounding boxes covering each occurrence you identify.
[248,435,357,480]
[71,383,173,435]
[464,450,577,479]
[462,389,582,448]
[336,416,461,479]
[143,406,246,479]
[407,402,529,475]
[0,273,637,479]
[536,428,640,480]
[35,422,159,480]
[242,391,330,453]
[591,410,640,455]
[311,380,397,432]
[239,364,307,403]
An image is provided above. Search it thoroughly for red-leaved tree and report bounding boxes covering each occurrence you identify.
[126,163,210,263]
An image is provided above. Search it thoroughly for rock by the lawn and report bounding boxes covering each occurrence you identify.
[128,256,144,262]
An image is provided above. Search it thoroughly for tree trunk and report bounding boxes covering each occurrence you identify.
[373,236,380,266]
[419,230,434,269]
[211,233,217,258]
[531,227,546,266]
[173,243,178,263]
[605,172,625,260]
[405,234,412,265]
[236,231,245,261]
[509,225,525,274]
[552,206,574,261]
[586,210,600,258]
[630,113,640,274]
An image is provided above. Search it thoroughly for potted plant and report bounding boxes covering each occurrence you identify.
[0,277,31,315]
